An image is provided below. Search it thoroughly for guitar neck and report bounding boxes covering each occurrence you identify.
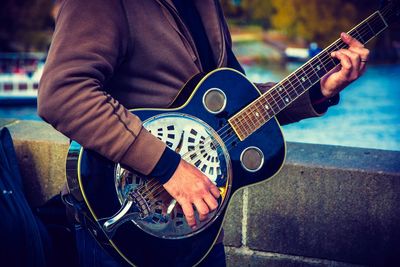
[229,3,397,141]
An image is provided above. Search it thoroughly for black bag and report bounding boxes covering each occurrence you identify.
[0,128,49,267]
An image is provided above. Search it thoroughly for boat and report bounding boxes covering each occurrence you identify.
[284,42,322,62]
[0,53,45,105]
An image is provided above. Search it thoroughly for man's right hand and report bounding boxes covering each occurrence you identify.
[163,159,221,229]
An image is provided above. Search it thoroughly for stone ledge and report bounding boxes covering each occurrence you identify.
[1,119,69,206]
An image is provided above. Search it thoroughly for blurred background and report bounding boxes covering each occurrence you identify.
[0,0,399,150]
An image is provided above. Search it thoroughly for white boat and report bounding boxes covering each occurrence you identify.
[0,53,45,105]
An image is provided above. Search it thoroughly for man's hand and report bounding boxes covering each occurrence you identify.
[163,159,220,229]
[320,32,370,98]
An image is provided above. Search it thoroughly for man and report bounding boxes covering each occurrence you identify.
[38,0,369,266]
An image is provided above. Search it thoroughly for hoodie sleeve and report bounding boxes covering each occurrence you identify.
[38,0,166,175]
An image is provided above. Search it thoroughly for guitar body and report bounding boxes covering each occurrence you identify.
[68,68,286,266]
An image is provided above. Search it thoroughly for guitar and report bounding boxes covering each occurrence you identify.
[65,1,399,266]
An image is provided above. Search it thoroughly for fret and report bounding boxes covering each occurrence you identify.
[303,63,319,83]
[352,29,365,44]
[288,84,299,99]
[252,101,267,125]
[361,22,375,42]
[334,41,344,50]
[318,50,335,73]
[237,112,250,135]
[296,69,312,89]
[229,119,242,140]
[262,101,273,120]
[246,106,257,127]
[270,89,285,110]
[249,106,263,127]
[377,11,389,27]
[311,58,326,78]
[257,99,272,120]
[260,95,275,117]
[324,48,339,70]
[288,76,303,96]
[276,83,292,106]
[243,109,255,131]
[236,121,246,139]
[366,21,376,36]
[370,13,387,34]
[292,73,306,93]
[267,91,282,114]
[279,79,295,99]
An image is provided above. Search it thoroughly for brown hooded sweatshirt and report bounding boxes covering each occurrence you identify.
[38,0,325,175]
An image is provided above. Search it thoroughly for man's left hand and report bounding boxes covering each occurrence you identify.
[320,32,370,98]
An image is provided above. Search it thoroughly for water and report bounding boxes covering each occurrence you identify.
[0,64,399,151]
[245,63,400,151]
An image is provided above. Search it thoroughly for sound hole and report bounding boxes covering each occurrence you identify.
[202,88,227,114]
[240,147,264,172]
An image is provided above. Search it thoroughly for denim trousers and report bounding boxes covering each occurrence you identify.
[74,224,226,267]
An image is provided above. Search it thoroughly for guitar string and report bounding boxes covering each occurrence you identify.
[176,12,385,166]
[134,13,386,207]
[184,9,385,156]
[131,10,389,210]
[136,20,382,208]
[134,16,389,213]
[224,10,387,139]
[136,13,394,214]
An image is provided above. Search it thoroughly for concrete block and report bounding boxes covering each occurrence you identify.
[223,189,243,247]
[246,143,400,266]
[3,120,69,207]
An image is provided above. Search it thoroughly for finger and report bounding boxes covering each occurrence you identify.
[348,46,370,61]
[336,49,360,78]
[331,51,352,79]
[348,46,370,72]
[194,199,210,222]
[204,194,219,212]
[209,183,221,199]
[181,201,196,228]
[341,32,364,48]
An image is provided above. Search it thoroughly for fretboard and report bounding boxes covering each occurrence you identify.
[229,6,393,141]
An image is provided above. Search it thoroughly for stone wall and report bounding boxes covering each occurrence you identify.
[2,119,400,266]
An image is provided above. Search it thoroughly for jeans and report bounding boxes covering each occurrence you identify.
[74,224,226,267]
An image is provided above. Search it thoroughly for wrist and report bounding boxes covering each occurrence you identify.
[310,83,327,105]
[309,83,340,113]
[149,147,181,184]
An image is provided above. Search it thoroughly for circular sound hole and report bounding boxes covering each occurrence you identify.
[202,88,227,114]
[240,147,264,172]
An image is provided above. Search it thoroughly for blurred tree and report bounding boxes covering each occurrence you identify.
[220,0,274,27]
[270,0,358,45]
[0,0,53,52]
[220,0,384,47]
[240,0,274,27]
